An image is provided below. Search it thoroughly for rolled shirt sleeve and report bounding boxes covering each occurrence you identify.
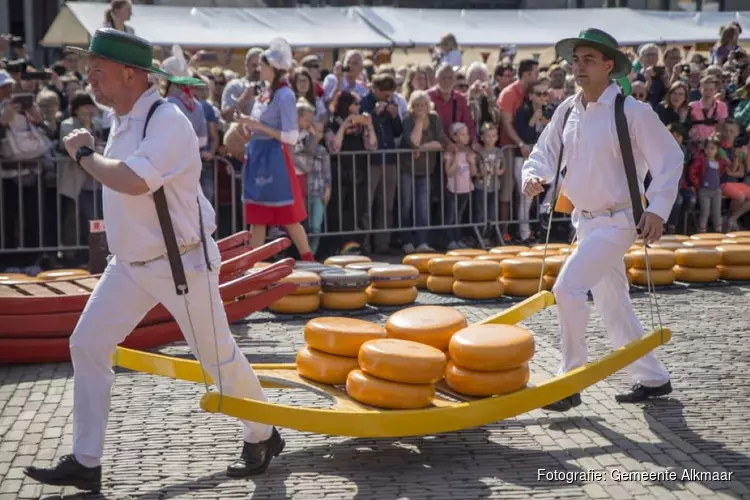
[278,88,300,145]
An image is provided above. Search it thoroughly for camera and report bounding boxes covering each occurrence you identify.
[4,59,26,74]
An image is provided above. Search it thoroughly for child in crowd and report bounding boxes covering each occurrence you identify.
[719,119,750,230]
[306,144,332,255]
[666,123,696,234]
[292,100,321,208]
[689,134,729,233]
[473,122,505,243]
[443,122,477,250]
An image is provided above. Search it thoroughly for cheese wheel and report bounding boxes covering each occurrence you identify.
[385,305,467,351]
[427,256,470,276]
[519,249,560,258]
[690,232,725,240]
[426,275,455,294]
[716,245,750,265]
[489,245,529,256]
[444,362,529,397]
[673,248,720,268]
[532,243,569,252]
[0,273,33,281]
[304,317,386,357]
[627,244,642,254]
[624,253,634,269]
[296,346,360,385]
[726,231,750,239]
[279,271,321,295]
[269,293,320,314]
[368,264,419,289]
[446,248,488,257]
[543,255,567,277]
[345,261,391,271]
[719,238,750,246]
[320,269,370,291]
[474,254,511,263]
[365,285,418,306]
[683,239,721,249]
[448,324,534,371]
[651,241,685,251]
[628,267,675,286]
[542,274,556,290]
[36,269,90,280]
[452,260,502,281]
[559,247,576,255]
[500,277,542,296]
[718,264,750,280]
[324,255,372,266]
[452,279,504,300]
[346,370,434,409]
[630,248,676,270]
[320,291,367,310]
[500,257,544,279]
[661,234,690,242]
[402,253,444,273]
[358,338,447,384]
[672,265,720,283]
[416,273,429,289]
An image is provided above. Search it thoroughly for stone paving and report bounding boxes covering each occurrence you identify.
[1,284,750,499]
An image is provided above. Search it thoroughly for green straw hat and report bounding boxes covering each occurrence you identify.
[66,28,204,86]
[555,28,632,80]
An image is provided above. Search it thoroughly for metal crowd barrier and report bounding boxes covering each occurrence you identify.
[0,147,572,257]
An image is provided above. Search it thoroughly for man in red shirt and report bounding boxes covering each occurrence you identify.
[497,59,539,241]
[428,63,477,149]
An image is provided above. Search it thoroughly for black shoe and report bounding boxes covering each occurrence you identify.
[542,393,582,412]
[226,427,285,477]
[615,381,672,403]
[24,454,102,493]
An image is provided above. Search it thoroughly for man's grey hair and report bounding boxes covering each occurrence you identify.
[343,50,363,66]
[638,43,660,58]
[246,47,263,63]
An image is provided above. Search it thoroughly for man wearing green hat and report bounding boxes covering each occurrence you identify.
[23,29,284,493]
[522,29,683,411]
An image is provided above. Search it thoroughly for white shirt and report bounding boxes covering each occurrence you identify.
[102,85,217,263]
[522,83,683,223]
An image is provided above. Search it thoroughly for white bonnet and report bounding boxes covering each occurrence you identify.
[264,38,293,71]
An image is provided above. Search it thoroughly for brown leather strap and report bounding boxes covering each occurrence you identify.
[614,93,644,228]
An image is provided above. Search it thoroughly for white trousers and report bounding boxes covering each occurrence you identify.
[69,242,272,468]
[551,209,670,388]
[514,157,533,240]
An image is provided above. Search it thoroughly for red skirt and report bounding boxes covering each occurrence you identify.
[244,143,307,226]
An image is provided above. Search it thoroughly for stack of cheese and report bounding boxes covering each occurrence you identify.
[519,243,567,259]
[716,244,750,280]
[451,260,504,299]
[499,257,544,296]
[723,231,750,247]
[673,248,720,282]
[489,245,530,257]
[385,305,468,359]
[365,264,420,306]
[541,255,567,290]
[324,255,372,267]
[269,271,322,314]
[296,317,386,385]
[683,233,725,249]
[347,338,447,409]
[444,324,534,397]
[628,248,675,286]
[426,256,470,294]
[403,253,443,289]
[319,268,371,310]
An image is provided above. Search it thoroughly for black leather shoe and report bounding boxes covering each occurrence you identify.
[542,393,582,412]
[24,454,101,493]
[226,427,285,477]
[615,381,672,403]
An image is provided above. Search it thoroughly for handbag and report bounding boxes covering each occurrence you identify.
[0,118,52,161]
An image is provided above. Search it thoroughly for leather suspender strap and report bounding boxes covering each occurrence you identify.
[549,105,574,206]
[614,93,645,227]
[144,99,189,295]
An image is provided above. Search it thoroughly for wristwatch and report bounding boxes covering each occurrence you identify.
[75,145,95,165]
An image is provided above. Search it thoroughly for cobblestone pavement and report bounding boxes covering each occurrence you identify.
[1,284,750,499]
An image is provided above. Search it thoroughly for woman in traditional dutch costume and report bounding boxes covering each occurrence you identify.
[238,38,314,262]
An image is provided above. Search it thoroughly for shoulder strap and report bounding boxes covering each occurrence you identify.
[614,93,644,227]
[145,99,190,295]
[548,104,574,204]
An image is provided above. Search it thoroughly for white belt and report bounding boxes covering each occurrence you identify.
[579,202,631,219]
[128,242,201,266]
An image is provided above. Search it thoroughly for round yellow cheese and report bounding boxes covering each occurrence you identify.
[532,243,569,252]
[716,245,750,265]
[452,260,502,281]
[426,275,455,294]
[368,264,419,289]
[630,248,676,270]
[500,277,542,296]
[627,267,675,286]
[726,231,750,238]
[269,293,320,314]
[402,253,444,273]
[624,253,634,269]
[446,248,488,257]
[296,346,360,385]
[358,338,447,384]
[672,265,720,283]
[474,254,511,263]
[489,245,529,256]
[519,249,560,258]
[345,261,391,271]
[542,274,556,290]
[661,234,690,242]
[683,239,721,249]
[324,255,372,266]
[365,285,418,306]
[651,241,685,251]
[452,279,504,300]
[690,232,725,240]
[427,256,470,276]
[346,369,434,409]
[444,362,529,397]
[385,305,467,351]
[304,317,386,357]
[36,269,90,280]
[320,291,367,310]
[0,273,34,282]
[500,257,544,279]
[449,324,534,371]
[542,255,567,277]
[673,248,720,268]
[718,264,750,280]
[416,273,429,289]
[279,271,321,295]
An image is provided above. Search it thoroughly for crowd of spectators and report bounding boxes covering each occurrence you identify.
[1,8,750,271]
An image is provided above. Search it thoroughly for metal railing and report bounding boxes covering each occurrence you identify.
[0,146,573,257]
